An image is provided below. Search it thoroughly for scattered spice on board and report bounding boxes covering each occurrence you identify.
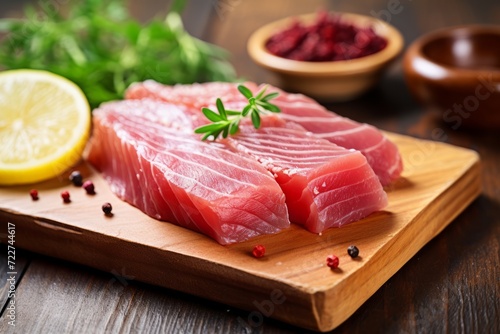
[61,190,71,203]
[102,202,113,215]
[347,245,359,258]
[69,170,83,186]
[83,180,95,195]
[326,255,339,269]
[29,189,38,201]
[252,245,266,258]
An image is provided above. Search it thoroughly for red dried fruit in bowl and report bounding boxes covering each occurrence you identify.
[265,11,387,62]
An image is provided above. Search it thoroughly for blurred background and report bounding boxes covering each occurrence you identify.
[1,0,498,87]
[2,0,497,119]
[2,0,498,52]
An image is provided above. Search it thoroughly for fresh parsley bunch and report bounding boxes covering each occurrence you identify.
[0,0,236,107]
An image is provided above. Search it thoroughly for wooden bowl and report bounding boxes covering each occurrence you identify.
[247,12,404,101]
[403,25,500,129]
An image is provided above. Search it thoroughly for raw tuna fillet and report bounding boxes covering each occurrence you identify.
[262,85,403,186]
[224,116,388,233]
[126,80,258,110]
[86,99,290,245]
[110,98,386,232]
[126,80,403,186]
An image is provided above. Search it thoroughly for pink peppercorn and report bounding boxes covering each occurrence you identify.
[326,255,339,269]
[61,190,71,203]
[252,245,266,258]
[30,189,39,201]
[82,180,95,194]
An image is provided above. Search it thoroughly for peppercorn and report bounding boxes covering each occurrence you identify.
[30,189,39,201]
[252,244,266,258]
[102,202,113,215]
[347,245,359,258]
[82,180,95,194]
[61,190,71,203]
[326,255,339,269]
[69,170,83,186]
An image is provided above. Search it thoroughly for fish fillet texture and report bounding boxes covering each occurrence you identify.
[86,99,290,245]
[126,84,388,232]
[225,116,388,233]
[126,80,403,186]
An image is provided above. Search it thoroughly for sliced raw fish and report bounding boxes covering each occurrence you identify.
[126,81,402,185]
[223,116,388,232]
[262,85,403,186]
[110,96,386,232]
[86,99,290,245]
[126,80,253,110]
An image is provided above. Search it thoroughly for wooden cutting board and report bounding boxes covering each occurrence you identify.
[0,133,481,332]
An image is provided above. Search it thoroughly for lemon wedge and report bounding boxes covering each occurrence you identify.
[0,70,91,185]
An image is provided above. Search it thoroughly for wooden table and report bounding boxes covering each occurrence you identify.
[1,0,499,333]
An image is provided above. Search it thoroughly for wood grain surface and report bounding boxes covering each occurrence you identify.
[0,133,481,332]
[1,0,500,333]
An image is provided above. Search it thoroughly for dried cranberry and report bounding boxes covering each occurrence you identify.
[265,11,387,62]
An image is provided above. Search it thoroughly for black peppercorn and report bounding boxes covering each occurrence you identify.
[102,202,112,215]
[347,245,359,258]
[69,170,83,186]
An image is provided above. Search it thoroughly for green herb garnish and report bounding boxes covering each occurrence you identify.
[194,84,281,141]
[0,0,236,107]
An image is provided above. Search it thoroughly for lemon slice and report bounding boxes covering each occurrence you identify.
[0,69,91,185]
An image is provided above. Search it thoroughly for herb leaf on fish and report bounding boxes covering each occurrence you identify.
[195,84,281,141]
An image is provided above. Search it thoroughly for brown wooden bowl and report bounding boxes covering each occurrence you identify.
[248,12,403,102]
[403,25,500,129]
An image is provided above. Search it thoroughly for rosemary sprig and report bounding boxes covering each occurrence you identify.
[194,84,281,140]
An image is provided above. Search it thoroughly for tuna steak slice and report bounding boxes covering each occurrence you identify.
[260,85,403,187]
[126,80,403,186]
[223,116,388,233]
[86,99,290,245]
[110,94,386,232]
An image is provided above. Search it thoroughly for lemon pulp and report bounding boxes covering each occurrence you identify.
[0,70,91,185]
